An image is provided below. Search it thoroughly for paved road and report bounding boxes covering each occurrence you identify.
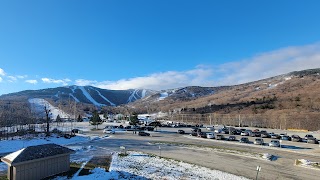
[74,128,320,180]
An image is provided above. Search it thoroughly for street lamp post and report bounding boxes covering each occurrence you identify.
[256,165,261,180]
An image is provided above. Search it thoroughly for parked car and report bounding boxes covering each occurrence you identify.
[138,131,150,136]
[271,134,281,139]
[228,136,237,141]
[71,129,80,134]
[230,129,241,135]
[206,132,215,139]
[280,135,291,141]
[261,132,270,138]
[253,129,260,132]
[177,130,185,134]
[145,126,155,131]
[306,137,318,144]
[198,132,207,138]
[103,129,115,134]
[254,138,264,145]
[206,127,215,131]
[190,132,198,136]
[269,140,280,147]
[291,135,302,142]
[240,137,249,143]
[240,131,249,136]
[214,129,223,134]
[244,130,253,136]
[221,128,229,134]
[304,134,314,140]
[251,132,261,137]
[260,130,267,134]
[216,134,225,140]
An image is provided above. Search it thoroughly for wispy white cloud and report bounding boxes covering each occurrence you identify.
[75,67,214,90]
[75,79,98,86]
[7,76,17,82]
[0,68,5,76]
[25,79,38,84]
[216,42,320,85]
[74,42,320,90]
[17,75,27,79]
[41,78,71,86]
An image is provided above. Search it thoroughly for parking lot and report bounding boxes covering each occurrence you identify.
[78,124,320,180]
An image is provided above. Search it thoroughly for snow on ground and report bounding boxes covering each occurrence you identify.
[29,98,71,119]
[0,134,91,154]
[54,151,249,180]
[296,159,320,170]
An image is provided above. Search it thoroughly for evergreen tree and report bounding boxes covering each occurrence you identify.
[77,114,83,122]
[56,114,62,126]
[129,114,139,134]
[89,111,102,129]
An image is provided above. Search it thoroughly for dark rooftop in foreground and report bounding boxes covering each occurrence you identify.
[1,143,75,165]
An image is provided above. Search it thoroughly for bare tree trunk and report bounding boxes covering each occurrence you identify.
[45,106,51,136]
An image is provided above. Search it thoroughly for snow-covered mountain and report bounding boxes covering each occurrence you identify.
[0,85,156,107]
[28,98,71,119]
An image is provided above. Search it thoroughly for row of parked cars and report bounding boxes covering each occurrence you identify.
[211,127,319,144]
[186,130,282,147]
[178,127,319,146]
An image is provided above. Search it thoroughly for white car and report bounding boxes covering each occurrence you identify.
[103,129,115,134]
[269,140,280,147]
[206,132,215,139]
[240,131,249,136]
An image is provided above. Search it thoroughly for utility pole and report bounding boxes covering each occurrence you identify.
[238,114,241,127]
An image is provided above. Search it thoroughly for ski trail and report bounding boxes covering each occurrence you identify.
[78,86,105,106]
[91,88,116,106]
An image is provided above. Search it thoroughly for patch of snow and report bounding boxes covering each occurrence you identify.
[28,98,70,119]
[158,92,168,101]
[284,77,292,81]
[0,135,90,154]
[141,89,146,98]
[78,86,106,106]
[255,87,260,90]
[91,88,115,106]
[268,83,278,89]
[54,152,249,180]
[54,92,59,98]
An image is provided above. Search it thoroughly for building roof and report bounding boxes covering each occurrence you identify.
[1,143,75,165]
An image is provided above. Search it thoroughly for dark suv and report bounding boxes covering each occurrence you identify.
[138,131,150,136]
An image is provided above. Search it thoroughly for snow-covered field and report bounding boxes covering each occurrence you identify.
[0,134,91,154]
[54,151,249,180]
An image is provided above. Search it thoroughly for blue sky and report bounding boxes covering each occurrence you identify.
[1,1,320,95]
